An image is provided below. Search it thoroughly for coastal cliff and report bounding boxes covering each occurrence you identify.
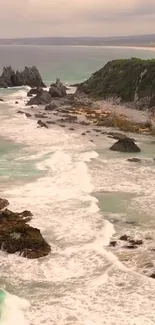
[77,58,155,109]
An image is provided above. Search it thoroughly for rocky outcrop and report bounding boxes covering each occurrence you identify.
[0,201,51,259]
[0,198,9,210]
[110,138,141,153]
[27,87,43,97]
[77,58,155,109]
[26,89,51,106]
[49,78,67,98]
[0,66,46,88]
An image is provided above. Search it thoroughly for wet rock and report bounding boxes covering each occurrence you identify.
[46,120,56,124]
[17,110,31,117]
[27,89,51,106]
[124,245,138,249]
[59,124,66,128]
[0,198,9,211]
[109,240,117,247]
[79,121,90,126]
[45,102,58,111]
[37,120,48,128]
[119,235,130,241]
[110,138,141,153]
[127,158,141,163]
[49,78,67,98]
[0,66,45,88]
[0,208,51,258]
[35,113,46,119]
[150,273,155,279]
[129,239,143,245]
[27,87,42,97]
[107,132,127,140]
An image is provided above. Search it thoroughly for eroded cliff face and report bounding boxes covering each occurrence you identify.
[77,58,155,109]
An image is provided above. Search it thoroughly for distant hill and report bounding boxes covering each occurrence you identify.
[0,35,155,46]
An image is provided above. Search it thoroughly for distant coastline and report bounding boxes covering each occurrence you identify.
[0,34,155,47]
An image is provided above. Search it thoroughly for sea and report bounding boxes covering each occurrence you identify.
[0,45,155,325]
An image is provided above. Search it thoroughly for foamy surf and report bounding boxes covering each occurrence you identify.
[0,289,30,325]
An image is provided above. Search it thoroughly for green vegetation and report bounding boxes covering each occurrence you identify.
[77,58,155,107]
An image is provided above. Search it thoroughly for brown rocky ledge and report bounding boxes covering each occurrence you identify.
[0,198,51,259]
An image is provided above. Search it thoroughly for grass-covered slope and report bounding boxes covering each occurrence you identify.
[77,58,155,107]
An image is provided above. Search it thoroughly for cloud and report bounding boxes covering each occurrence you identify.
[0,0,155,37]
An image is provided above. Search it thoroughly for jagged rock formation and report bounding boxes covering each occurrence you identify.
[110,138,141,153]
[0,66,46,88]
[77,58,155,109]
[26,78,67,106]
[0,199,51,259]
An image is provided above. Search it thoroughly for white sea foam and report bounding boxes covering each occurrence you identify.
[0,289,30,325]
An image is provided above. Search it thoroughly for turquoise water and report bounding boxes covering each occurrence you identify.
[0,45,155,83]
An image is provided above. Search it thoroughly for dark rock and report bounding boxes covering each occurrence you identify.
[15,101,18,104]
[119,235,130,241]
[86,130,91,133]
[79,121,90,126]
[0,66,46,88]
[68,128,75,131]
[90,140,94,142]
[0,208,51,259]
[127,158,141,163]
[27,89,51,106]
[0,198,9,210]
[45,103,58,111]
[49,78,67,98]
[27,87,42,97]
[109,240,117,247]
[110,138,141,153]
[37,120,48,128]
[0,98,4,102]
[17,110,31,118]
[124,245,138,249]
[81,133,86,136]
[35,113,46,119]
[93,129,101,133]
[46,120,56,124]
[59,124,66,128]
[150,273,155,279]
[129,239,143,245]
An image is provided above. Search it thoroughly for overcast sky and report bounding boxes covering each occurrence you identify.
[0,0,155,38]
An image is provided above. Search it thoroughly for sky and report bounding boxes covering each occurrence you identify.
[0,0,155,38]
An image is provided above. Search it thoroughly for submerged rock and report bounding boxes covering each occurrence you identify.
[0,208,51,258]
[0,66,46,88]
[110,138,141,153]
[127,158,141,163]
